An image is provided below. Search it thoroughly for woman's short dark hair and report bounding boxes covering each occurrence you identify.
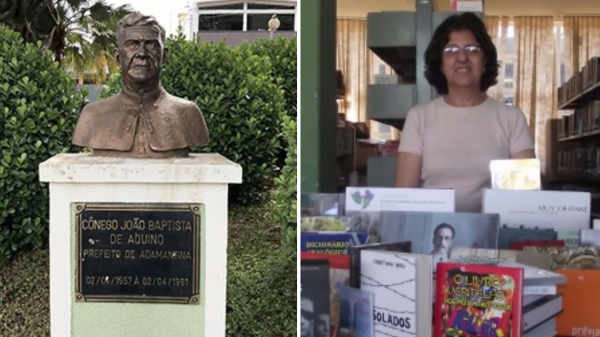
[424,12,499,95]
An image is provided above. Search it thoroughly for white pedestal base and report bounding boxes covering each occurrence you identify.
[39,153,242,337]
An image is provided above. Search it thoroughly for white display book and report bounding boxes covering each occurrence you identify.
[359,250,432,337]
[345,187,455,213]
[482,189,591,230]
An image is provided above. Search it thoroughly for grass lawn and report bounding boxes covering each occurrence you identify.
[0,200,297,337]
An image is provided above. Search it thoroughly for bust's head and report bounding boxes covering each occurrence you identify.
[114,12,167,88]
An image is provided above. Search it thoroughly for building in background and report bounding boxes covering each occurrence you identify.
[178,0,297,46]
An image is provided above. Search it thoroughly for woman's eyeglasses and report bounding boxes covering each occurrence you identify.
[443,45,481,56]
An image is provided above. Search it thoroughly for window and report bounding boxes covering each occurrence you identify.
[506,25,515,54]
[199,14,243,31]
[504,79,514,89]
[247,13,294,31]
[199,4,244,10]
[504,62,514,79]
[196,1,296,32]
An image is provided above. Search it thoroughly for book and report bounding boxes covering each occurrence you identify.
[301,259,331,337]
[556,270,600,336]
[449,247,552,271]
[360,250,433,337]
[558,229,581,247]
[349,241,411,288]
[522,294,562,333]
[301,232,369,255]
[337,286,374,337]
[579,229,600,246]
[377,211,499,270]
[301,192,345,216]
[482,189,591,230]
[509,239,565,251]
[301,216,374,233]
[489,158,541,190]
[301,253,351,336]
[523,316,557,337]
[345,187,455,212]
[521,246,600,271]
[434,262,524,337]
[497,227,557,250]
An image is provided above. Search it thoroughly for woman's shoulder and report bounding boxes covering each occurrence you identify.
[485,97,525,116]
[408,97,444,116]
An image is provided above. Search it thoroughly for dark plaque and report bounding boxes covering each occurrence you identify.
[74,202,202,304]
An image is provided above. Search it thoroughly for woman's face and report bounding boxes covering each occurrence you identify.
[441,29,485,92]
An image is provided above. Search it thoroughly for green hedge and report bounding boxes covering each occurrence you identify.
[273,114,297,252]
[102,33,289,205]
[248,36,297,120]
[0,24,87,263]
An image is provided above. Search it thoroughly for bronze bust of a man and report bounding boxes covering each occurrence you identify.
[72,12,209,158]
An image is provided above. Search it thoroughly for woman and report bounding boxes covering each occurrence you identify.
[395,12,535,213]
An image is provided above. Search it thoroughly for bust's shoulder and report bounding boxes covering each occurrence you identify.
[81,94,123,115]
[161,92,202,113]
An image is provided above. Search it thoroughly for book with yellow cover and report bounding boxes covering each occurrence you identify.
[489,159,541,190]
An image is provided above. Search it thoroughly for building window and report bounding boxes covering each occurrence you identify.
[199,14,243,31]
[247,13,294,31]
[504,79,514,89]
[504,62,514,79]
[196,1,296,32]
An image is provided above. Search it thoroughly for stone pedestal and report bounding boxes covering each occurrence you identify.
[39,153,242,337]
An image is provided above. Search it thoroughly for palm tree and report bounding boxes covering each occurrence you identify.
[0,0,131,83]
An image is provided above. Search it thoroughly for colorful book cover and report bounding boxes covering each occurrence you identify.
[301,232,369,255]
[521,246,600,271]
[556,270,600,336]
[489,158,541,190]
[377,211,499,271]
[301,259,331,337]
[434,263,524,337]
[337,285,374,337]
[301,252,351,337]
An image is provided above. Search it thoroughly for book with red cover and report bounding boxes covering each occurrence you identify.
[301,252,351,337]
[509,239,565,250]
[434,262,524,337]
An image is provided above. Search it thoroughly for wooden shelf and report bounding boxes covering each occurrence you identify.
[555,171,600,182]
[558,129,600,142]
[558,80,600,110]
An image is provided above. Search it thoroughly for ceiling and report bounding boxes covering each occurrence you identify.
[337,0,600,18]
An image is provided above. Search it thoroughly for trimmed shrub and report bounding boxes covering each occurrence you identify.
[0,24,87,263]
[101,33,287,205]
[273,114,297,252]
[247,36,297,120]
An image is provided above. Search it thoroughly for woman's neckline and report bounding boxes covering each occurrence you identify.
[441,94,489,108]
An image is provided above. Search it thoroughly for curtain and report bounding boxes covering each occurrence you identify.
[485,16,510,102]
[513,17,557,173]
[336,19,392,139]
[563,17,600,81]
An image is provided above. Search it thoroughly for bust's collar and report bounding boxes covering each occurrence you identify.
[120,85,163,104]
